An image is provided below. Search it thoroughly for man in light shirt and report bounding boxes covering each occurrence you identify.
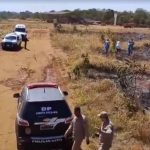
[98,111,114,150]
[65,106,90,150]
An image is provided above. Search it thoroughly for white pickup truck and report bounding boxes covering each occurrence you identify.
[14,24,27,41]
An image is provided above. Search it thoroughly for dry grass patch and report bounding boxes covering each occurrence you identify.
[50,31,101,53]
[68,77,150,149]
[50,25,150,149]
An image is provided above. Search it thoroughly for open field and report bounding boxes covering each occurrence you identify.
[50,23,150,150]
[0,20,150,150]
[0,20,55,150]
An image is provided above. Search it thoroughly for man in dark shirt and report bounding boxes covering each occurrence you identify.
[24,36,29,49]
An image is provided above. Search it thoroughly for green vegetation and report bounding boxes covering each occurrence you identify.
[0,8,150,27]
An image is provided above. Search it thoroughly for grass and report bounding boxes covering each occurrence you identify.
[50,24,150,150]
[2,19,149,149]
[0,19,49,37]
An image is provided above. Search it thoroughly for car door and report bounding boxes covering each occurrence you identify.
[17,35,22,46]
[16,36,20,46]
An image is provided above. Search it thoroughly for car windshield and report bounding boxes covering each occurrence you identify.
[15,28,26,32]
[20,101,72,122]
[5,36,16,40]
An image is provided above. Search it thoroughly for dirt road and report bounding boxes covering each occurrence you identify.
[0,28,58,150]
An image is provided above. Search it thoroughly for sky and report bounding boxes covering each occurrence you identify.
[0,0,149,12]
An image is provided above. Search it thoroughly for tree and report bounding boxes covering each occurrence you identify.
[19,11,32,19]
[134,9,148,25]
[102,9,114,24]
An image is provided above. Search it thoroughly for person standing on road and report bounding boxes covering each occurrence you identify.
[97,111,114,150]
[24,36,29,49]
[65,106,90,150]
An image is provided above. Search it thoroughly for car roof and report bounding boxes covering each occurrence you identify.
[15,24,26,28]
[5,32,18,37]
[25,83,65,102]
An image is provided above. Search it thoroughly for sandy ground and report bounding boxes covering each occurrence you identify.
[0,28,58,150]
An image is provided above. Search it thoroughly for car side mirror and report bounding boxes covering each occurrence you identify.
[13,93,20,98]
[63,91,68,96]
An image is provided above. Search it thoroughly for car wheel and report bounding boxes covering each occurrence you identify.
[17,144,23,150]
[63,139,73,150]
[2,46,5,50]
[19,42,21,48]
[63,146,72,150]
[17,143,29,150]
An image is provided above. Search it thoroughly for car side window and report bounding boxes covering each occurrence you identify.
[17,36,19,40]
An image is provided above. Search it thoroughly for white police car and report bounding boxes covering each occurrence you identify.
[1,32,22,50]
[14,24,27,41]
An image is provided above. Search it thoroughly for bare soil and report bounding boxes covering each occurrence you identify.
[0,27,58,150]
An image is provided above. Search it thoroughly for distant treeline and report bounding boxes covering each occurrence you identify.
[0,9,150,27]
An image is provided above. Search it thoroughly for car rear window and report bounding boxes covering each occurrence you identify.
[19,101,72,122]
[15,28,26,32]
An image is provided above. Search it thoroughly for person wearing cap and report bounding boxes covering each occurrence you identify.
[97,111,114,150]
[64,106,90,150]
[104,39,110,55]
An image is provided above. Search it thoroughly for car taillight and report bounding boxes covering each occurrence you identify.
[17,114,29,127]
[65,117,73,124]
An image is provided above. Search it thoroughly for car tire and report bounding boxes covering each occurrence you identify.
[63,145,72,150]
[17,144,23,150]
[2,46,5,50]
[17,143,29,150]
[19,42,21,48]
[63,139,73,150]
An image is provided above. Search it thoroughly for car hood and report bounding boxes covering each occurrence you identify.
[2,39,17,43]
